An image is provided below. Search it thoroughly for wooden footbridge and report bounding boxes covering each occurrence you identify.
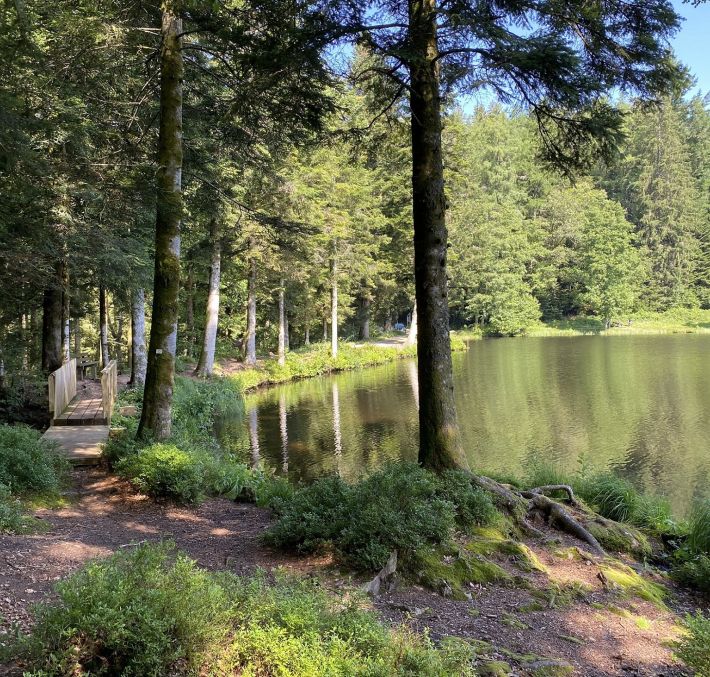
[41,358,117,465]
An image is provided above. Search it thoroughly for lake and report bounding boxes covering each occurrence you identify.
[219,335,710,516]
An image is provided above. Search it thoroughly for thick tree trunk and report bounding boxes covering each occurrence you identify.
[99,286,109,369]
[130,288,148,386]
[195,219,221,377]
[331,255,338,358]
[406,301,418,346]
[408,0,468,471]
[277,278,286,366]
[245,257,257,365]
[41,262,64,374]
[137,5,183,441]
[358,293,370,340]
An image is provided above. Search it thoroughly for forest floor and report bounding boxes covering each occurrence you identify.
[0,467,703,676]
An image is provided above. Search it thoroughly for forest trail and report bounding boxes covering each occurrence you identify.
[0,467,701,677]
[0,469,322,636]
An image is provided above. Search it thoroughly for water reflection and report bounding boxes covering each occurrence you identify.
[222,335,710,515]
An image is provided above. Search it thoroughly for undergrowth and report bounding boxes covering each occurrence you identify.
[0,425,68,533]
[675,611,710,676]
[265,462,500,572]
[11,543,476,676]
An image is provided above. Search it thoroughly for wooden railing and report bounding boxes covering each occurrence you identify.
[101,359,118,425]
[48,358,77,417]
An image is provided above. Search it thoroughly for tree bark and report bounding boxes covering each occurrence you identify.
[195,219,221,377]
[304,325,310,346]
[41,261,64,374]
[330,254,338,358]
[185,263,195,357]
[277,278,286,366]
[358,293,370,340]
[406,301,417,346]
[137,5,183,441]
[74,317,81,358]
[130,288,148,386]
[285,312,290,352]
[61,264,70,363]
[323,317,328,341]
[99,286,109,369]
[245,257,257,365]
[408,0,468,471]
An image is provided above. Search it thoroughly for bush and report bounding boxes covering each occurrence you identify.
[266,463,500,571]
[687,498,710,555]
[675,611,710,676]
[116,444,205,504]
[437,469,499,531]
[0,424,67,495]
[0,483,41,534]
[671,553,710,595]
[15,544,476,676]
[19,543,233,676]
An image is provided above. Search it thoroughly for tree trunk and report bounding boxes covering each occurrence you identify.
[185,263,195,357]
[323,317,328,341]
[41,261,64,374]
[99,286,109,369]
[74,317,81,358]
[61,265,70,363]
[304,325,310,346]
[408,0,468,471]
[137,5,183,441]
[406,301,417,346]
[245,257,257,365]
[277,278,286,366]
[130,288,148,386]
[285,312,290,352]
[331,254,338,358]
[194,219,221,377]
[358,293,370,340]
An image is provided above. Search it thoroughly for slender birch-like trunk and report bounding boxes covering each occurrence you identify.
[130,288,147,386]
[245,258,257,365]
[195,219,221,377]
[330,254,338,358]
[277,278,286,366]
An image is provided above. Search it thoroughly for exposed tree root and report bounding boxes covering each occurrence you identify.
[471,473,605,557]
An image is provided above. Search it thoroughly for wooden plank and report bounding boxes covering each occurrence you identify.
[42,425,109,465]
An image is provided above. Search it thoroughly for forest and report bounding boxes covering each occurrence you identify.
[1,1,709,675]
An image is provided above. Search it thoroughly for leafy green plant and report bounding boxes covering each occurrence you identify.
[0,484,42,534]
[116,444,205,504]
[675,611,710,676]
[0,424,67,495]
[14,543,476,676]
[671,553,710,594]
[266,463,499,571]
[687,498,710,555]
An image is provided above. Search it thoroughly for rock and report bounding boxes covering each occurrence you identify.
[527,659,575,676]
[478,660,512,676]
[361,551,397,597]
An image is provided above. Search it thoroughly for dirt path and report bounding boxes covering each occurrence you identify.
[0,468,703,676]
[0,469,317,634]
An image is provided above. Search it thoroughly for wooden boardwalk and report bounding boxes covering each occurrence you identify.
[42,425,109,465]
[41,359,118,465]
[52,397,107,426]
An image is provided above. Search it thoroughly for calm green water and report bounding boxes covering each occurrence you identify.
[220,335,710,515]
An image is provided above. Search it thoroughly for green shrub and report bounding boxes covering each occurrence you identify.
[116,444,205,504]
[0,424,67,495]
[337,463,456,570]
[15,544,476,676]
[675,611,710,676]
[267,463,499,572]
[671,553,710,594]
[0,483,41,534]
[265,475,352,553]
[687,498,710,555]
[19,543,233,676]
[437,469,500,531]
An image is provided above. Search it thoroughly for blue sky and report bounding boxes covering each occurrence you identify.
[671,0,710,95]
